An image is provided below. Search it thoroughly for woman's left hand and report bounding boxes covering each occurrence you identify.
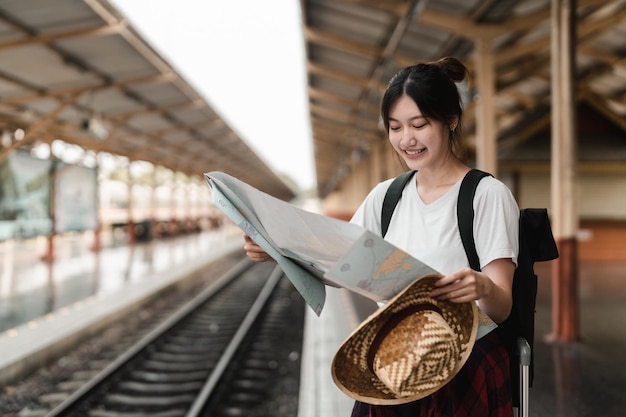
[430,267,488,303]
[429,259,515,323]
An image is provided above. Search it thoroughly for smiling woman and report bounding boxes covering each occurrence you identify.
[242,56,521,417]
[108,0,316,191]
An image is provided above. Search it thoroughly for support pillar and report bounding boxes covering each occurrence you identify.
[91,153,102,252]
[41,235,55,263]
[474,38,498,176]
[151,168,158,239]
[548,0,580,343]
[126,163,135,245]
[41,158,57,263]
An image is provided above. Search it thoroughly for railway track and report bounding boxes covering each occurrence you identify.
[40,259,304,417]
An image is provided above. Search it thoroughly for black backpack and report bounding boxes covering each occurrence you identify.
[381,169,559,405]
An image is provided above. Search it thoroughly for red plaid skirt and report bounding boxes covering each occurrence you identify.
[350,330,513,417]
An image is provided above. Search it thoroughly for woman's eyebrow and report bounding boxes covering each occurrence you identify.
[388,115,426,122]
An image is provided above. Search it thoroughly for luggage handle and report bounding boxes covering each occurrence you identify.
[516,337,531,417]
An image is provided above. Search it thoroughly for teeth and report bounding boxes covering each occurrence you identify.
[406,149,425,155]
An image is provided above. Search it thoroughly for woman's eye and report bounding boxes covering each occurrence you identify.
[413,123,426,129]
[389,126,401,131]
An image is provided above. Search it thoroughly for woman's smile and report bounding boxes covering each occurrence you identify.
[404,147,426,157]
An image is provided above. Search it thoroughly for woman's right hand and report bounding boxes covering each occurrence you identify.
[243,234,274,263]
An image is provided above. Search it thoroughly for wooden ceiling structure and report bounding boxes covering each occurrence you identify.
[0,0,296,201]
[1,1,624,202]
[301,0,626,197]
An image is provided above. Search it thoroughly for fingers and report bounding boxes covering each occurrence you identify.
[243,234,263,253]
[242,234,273,263]
[430,268,479,302]
[432,268,470,287]
[434,287,476,303]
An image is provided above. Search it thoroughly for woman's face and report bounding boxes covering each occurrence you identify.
[387,94,451,171]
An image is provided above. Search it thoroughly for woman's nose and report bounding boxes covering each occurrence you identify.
[400,129,416,146]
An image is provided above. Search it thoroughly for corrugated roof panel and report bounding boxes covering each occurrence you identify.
[0,44,99,87]
[162,130,193,143]
[0,77,25,97]
[309,44,374,76]
[399,25,451,58]
[76,87,146,116]
[428,0,483,16]
[512,0,550,15]
[589,72,626,96]
[168,107,213,125]
[127,113,175,132]
[310,96,355,115]
[517,20,551,44]
[125,134,149,148]
[197,124,230,138]
[0,0,100,34]
[127,82,188,107]
[307,0,393,27]
[311,86,363,108]
[592,19,626,51]
[0,19,17,41]
[512,77,550,99]
[57,35,159,79]
[22,97,66,115]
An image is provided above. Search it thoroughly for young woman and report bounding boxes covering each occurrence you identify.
[245,57,519,416]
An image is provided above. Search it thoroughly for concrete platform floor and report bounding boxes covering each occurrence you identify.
[0,227,242,333]
[0,226,245,387]
[529,261,626,417]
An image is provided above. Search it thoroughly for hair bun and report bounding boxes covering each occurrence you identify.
[431,57,468,83]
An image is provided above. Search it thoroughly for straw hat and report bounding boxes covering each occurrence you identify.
[331,274,478,405]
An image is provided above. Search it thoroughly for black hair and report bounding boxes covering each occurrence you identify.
[380,56,470,162]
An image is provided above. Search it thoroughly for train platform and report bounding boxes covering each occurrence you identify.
[0,226,244,387]
[2,229,626,416]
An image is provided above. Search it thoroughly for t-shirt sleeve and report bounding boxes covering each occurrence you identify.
[473,179,520,268]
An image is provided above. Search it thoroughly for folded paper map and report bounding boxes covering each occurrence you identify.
[204,172,441,316]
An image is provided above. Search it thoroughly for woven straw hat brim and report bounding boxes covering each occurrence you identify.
[331,274,478,405]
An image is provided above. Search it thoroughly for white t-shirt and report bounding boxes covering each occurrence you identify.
[350,174,519,275]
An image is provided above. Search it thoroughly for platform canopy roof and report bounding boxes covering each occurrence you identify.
[0,0,296,201]
[301,0,626,197]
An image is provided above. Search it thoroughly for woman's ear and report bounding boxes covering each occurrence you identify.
[448,116,459,132]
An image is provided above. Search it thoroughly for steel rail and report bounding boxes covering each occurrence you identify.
[185,264,284,416]
[44,257,253,417]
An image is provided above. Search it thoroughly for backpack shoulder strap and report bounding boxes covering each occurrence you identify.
[381,170,416,238]
[457,169,493,271]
